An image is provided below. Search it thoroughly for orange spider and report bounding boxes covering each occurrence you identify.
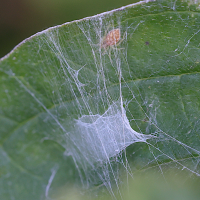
[101,28,121,49]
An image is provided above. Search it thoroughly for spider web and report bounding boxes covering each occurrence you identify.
[1,0,200,199]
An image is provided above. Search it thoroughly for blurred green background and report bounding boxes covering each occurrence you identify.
[0,0,138,58]
[53,170,200,200]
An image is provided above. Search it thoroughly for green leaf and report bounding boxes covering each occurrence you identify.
[1,0,200,199]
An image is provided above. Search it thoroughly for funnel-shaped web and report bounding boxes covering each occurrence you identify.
[67,101,152,166]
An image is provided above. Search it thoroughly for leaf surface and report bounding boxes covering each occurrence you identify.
[1,0,200,199]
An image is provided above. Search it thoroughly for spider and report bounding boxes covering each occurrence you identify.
[100,28,126,55]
